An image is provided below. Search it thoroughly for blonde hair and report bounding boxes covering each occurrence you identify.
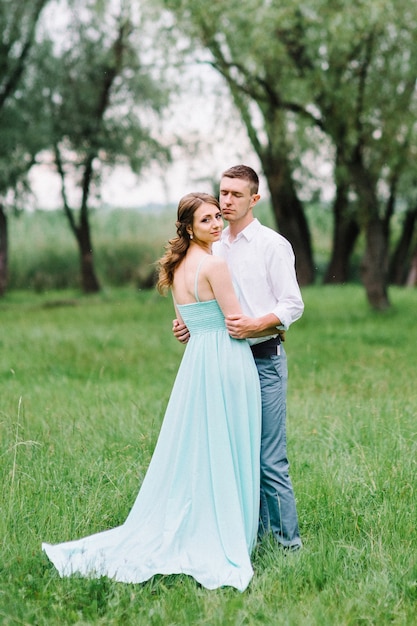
[156,192,220,294]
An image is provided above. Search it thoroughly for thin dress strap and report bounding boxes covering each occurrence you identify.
[194,256,209,302]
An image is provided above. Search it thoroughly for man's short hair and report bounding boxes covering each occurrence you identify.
[221,164,259,195]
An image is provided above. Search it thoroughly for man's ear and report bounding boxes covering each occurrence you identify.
[250,193,261,208]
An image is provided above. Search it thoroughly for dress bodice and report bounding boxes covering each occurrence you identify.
[175,256,227,335]
[176,300,226,335]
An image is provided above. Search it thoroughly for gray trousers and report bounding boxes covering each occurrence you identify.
[254,346,302,548]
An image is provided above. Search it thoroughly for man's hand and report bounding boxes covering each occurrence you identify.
[173,319,190,344]
[225,314,286,341]
[225,314,259,339]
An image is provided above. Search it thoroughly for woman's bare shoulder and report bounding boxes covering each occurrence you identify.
[200,255,228,277]
[204,255,228,270]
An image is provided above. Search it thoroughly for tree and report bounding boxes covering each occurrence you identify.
[304,0,417,308]
[0,99,46,295]
[161,0,315,285]
[36,0,171,292]
[0,0,47,109]
[162,0,417,308]
[0,0,50,296]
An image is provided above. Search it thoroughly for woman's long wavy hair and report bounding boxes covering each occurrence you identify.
[156,192,220,294]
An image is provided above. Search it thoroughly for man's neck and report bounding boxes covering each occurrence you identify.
[227,215,255,241]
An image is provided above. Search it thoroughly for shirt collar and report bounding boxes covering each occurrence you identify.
[222,218,260,245]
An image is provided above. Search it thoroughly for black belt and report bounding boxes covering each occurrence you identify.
[250,336,281,358]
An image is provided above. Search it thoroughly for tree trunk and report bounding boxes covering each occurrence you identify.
[389,207,417,285]
[80,247,100,293]
[324,159,359,284]
[324,214,359,284]
[76,219,100,294]
[405,244,417,287]
[55,146,100,294]
[360,217,390,310]
[350,156,390,310]
[263,159,315,286]
[0,204,7,297]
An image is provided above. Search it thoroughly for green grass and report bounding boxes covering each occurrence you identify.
[1,285,416,625]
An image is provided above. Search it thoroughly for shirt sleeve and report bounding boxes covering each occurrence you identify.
[266,238,304,330]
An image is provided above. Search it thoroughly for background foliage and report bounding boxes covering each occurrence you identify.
[8,208,174,291]
[2,0,417,305]
[7,203,285,291]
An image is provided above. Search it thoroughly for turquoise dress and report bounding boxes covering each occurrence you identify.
[42,275,261,591]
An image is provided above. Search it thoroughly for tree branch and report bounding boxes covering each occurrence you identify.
[0,0,48,110]
[54,143,78,238]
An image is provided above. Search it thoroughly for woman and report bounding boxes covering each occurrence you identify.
[42,193,261,591]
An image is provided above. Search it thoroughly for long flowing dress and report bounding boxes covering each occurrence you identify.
[42,281,261,591]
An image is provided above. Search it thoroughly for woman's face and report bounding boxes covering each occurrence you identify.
[190,202,223,245]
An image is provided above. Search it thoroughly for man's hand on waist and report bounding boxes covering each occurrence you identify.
[225,312,283,339]
[225,314,259,339]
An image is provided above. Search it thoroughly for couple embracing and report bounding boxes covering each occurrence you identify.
[42,165,304,592]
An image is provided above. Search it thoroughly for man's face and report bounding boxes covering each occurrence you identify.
[219,176,259,224]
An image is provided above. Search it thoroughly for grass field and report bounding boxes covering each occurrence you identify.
[1,285,416,625]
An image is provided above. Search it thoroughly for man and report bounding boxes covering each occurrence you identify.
[174,165,304,550]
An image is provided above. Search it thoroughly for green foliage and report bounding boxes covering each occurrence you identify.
[162,0,417,301]
[170,0,417,185]
[8,201,335,292]
[8,208,177,291]
[0,285,416,624]
[30,0,174,291]
[36,0,171,184]
[0,0,50,201]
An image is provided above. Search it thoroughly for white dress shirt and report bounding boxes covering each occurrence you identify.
[213,219,304,343]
